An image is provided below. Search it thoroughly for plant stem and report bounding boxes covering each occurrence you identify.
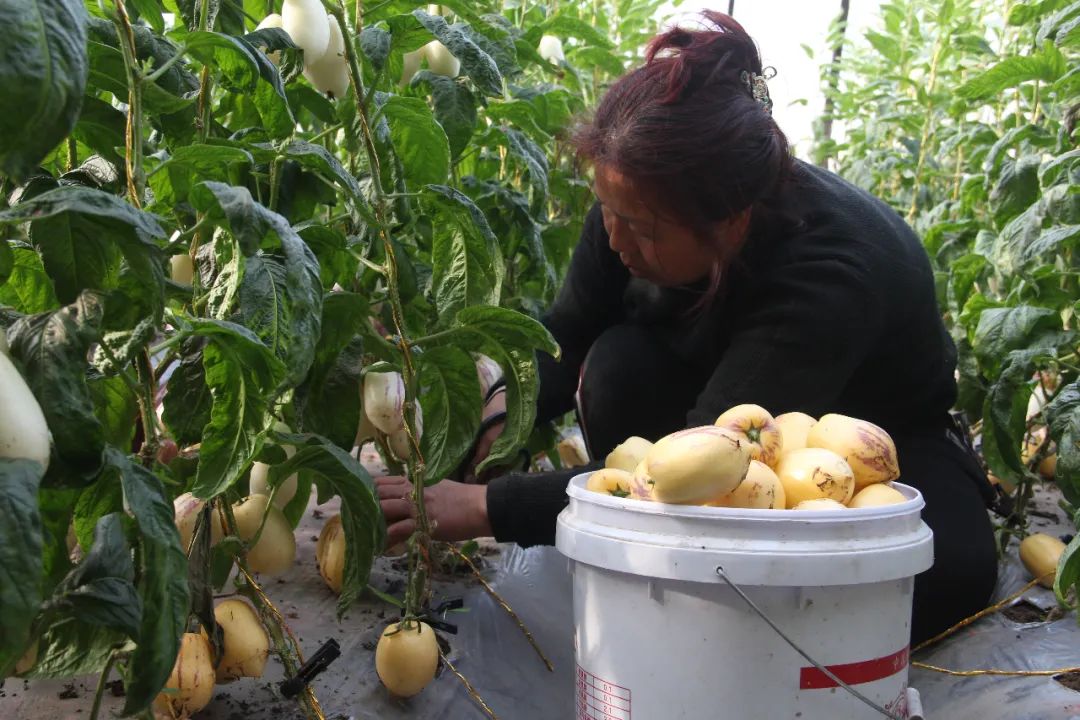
[143,45,189,84]
[112,0,145,206]
[136,350,161,467]
[330,0,431,618]
[67,137,78,172]
[196,0,214,142]
[89,651,119,720]
[269,156,284,212]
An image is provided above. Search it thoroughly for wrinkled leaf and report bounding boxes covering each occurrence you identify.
[426,185,504,321]
[418,346,482,482]
[0,459,45,677]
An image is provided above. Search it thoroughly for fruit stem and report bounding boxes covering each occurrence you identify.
[89,650,119,720]
[328,0,432,619]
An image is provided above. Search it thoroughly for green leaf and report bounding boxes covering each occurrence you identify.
[434,306,558,471]
[1053,531,1080,605]
[281,140,367,211]
[425,185,504,320]
[498,127,549,207]
[0,0,89,180]
[1046,381,1080,504]
[72,95,127,167]
[296,292,367,450]
[129,0,166,33]
[957,41,1068,100]
[8,293,106,484]
[162,338,213,446]
[375,94,451,189]
[982,349,1044,484]
[0,246,59,314]
[174,316,286,498]
[990,155,1041,229]
[1019,224,1080,264]
[411,71,478,160]
[149,144,254,208]
[528,13,615,50]
[267,434,385,616]
[185,30,264,93]
[417,346,482,482]
[72,477,124,552]
[298,225,358,289]
[360,26,392,70]
[30,620,124,678]
[0,459,45,677]
[49,513,141,638]
[973,305,1062,376]
[193,182,322,387]
[414,11,504,96]
[0,186,166,319]
[106,447,189,716]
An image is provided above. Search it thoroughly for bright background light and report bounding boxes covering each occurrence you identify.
[654,1,886,159]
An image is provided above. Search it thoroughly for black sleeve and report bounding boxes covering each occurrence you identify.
[535,203,628,425]
[685,251,886,425]
[486,461,602,547]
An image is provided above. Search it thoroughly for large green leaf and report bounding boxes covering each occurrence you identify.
[375,94,451,189]
[498,127,549,208]
[417,346,482,482]
[72,95,127,167]
[989,155,1041,229]
[296,292,368,450]
[425,185,504,321]
[411,70,478,160]
[957,41,1068,99]
[0,0,88,180]
[46,513,141,639]
[7,293,106,484]
[1053,530,1080,606]
[414,10,504,96]
[0,245,60,314]
[192,182,322,387]
[281,140,369,215]
[268,434,385,616]
[982,349,1044,484]
[162,338,213,446]
[148,144,254,208]
[0,459,45,677]
[1046,381,1080,504]
[107,447,190,716]
[973,305,1063,375]
[173,316,286,498]
[0,186,166,319]
[430,306,558,471]
[72,476,124,552]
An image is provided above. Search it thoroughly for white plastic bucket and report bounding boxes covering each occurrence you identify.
[555,473,934,720]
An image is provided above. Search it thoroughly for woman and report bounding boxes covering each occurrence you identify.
[377,11,998,644]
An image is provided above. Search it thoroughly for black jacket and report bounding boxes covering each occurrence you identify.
[487,159,959,546]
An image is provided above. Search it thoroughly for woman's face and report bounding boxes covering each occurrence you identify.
[593,165,733,286]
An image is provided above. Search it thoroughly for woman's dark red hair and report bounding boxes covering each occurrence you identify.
[574,11,793,293]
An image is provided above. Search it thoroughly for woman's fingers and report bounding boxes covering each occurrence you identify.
[386,518,415,548]
[379,498,413,522]
[375,475,411,500]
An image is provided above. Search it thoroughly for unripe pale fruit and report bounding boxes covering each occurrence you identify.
[375,621,439,698]
[713,460,785,509]
[303,14,349,99]
[282,0,330,64]
[211,599,269,682]
[363,370,406,434]
[355,403,378,446]
[605,436,653,473]
[153,633,215,718]
[232,494,297,576]
[558,435,589,468]
[538,34,565,64]
[629,460,655,500]
[423,40,459,78]
[585,468,634,498]
[774,412,817,454]
[256,13,285,65]
[316,514,345,593]
[474,353,502,399]
[646,426,751,504]
[400,48,424,85]
[793,498,848,511]
[0,352,52,472]
[174,492,224,552]
[249,422,299,508]
[848,483,907,509]
[775,448,855,507]
[170,254,194,285]
[1020,533,1066,589]
[714,404,783,468]
[388,404,422,461]
[806,414,899,490]
[0,327,7,354]
[14,640,37,676]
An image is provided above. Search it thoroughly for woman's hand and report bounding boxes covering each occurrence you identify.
[461,390,507,483]
[376,475,493,548]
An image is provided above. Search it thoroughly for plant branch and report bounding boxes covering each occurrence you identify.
[89,651,119,720]
[112,0,145,206]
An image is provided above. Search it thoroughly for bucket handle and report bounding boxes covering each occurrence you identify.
[714,566,905,720]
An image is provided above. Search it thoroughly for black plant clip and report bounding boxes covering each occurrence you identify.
[400,597,464,634]
[279,638,341,698]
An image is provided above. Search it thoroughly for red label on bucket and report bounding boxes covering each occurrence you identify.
[576,665,631,719]
[799,646,909,690]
